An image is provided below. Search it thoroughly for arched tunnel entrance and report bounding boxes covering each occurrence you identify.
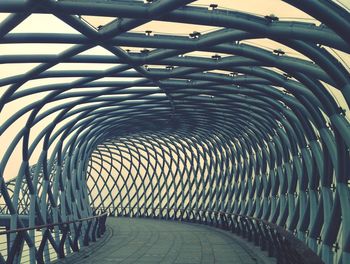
[0,1,349,264]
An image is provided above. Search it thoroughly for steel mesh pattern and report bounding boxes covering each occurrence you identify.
[0,0,350,263]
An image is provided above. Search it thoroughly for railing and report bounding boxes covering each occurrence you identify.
[98,206,324,264]
[0,211,107,264]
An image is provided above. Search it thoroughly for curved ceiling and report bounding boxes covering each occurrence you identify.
[0,1,349,263]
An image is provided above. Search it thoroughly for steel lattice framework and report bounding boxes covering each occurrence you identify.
[0,0,349,263]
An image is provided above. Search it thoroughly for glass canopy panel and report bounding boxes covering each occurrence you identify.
[0,13,10,23]
[240,38,313,62]
[10,14,80,34]
[207,70,233,75]
[119,46,156,53]
[141,64,173,70]
[320,81,350,118]
[78,46,116,56]
[184,51,232,59]
[131,21,222,35]
[47,63,120,71]
[0,43,75,55]
[80,15,116,29]
[188,0,320,23]
[0,63,41,79]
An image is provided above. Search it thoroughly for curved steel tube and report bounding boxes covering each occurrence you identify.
[0,0,349,263]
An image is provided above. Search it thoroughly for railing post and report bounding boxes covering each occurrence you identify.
[58,224,68,259]
[7,231,25,264]
[91,219,99,240]
[72,223,82,252]
[36,229,50,264]
[83,220,92,246]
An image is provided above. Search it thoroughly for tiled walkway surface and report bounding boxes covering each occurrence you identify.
[61,217,276,264]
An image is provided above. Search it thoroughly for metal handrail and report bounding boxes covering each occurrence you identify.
[0,211,108,264]
[0,212,108,235]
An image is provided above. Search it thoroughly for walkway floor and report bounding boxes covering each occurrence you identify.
[60,217,276,264]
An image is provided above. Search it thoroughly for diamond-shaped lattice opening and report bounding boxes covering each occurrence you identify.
[119,46,156,54]
[0,63,41,79]
[47,62,119,71]
[78,46,116,56]
[131,21,221,35]
[80,15,117,30]
[0,13,10,23]
[11,14,80,34]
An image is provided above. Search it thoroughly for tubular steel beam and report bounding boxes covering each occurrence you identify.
[0,0,349,263]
